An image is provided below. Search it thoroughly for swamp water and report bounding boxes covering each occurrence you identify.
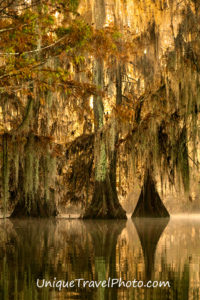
[0,217,199,300]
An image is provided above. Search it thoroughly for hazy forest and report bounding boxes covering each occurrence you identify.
[1,0,200,219]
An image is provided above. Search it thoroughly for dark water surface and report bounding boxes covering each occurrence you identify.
[0,217,199,300]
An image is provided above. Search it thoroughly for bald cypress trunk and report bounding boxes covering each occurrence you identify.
[11,197,57,218]
[83,116,126,219]
[83,175,126,219]
[132,170,170,218]
[83,60,126,219]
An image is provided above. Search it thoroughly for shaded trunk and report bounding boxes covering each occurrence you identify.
[133,218,169,280]
[11,167,58,218]
[11,197,57,218]
[132,170,170,218]
[83,174,126,219]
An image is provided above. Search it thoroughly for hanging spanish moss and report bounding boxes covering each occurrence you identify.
[1,0,200,219]
[24,135,34,212]
[16,96,33,134]
[13,142,19,189]
[64,133,94,208]
[176,126,190,193]
[34,156,39,195]
[11,135,58,217]
[2,134,10,217]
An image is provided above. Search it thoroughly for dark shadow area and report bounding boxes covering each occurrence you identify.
[133,217,169,280]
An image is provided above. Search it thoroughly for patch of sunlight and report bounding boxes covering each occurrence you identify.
[89,96,93,109]
[55,11,59,18]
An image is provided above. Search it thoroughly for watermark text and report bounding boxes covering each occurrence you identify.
[36,278,170,290]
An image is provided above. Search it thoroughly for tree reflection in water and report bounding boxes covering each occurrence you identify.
[133,218,169,280]
[0,218,199,300]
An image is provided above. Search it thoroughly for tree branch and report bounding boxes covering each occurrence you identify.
[0,34,68,56]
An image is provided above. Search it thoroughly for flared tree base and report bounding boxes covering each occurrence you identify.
[11,198,58,218]
[83,177,127,219]
[132,172,170,218]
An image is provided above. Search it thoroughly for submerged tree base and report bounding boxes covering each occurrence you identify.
[83,176,127,219]
[132,171,170,218]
